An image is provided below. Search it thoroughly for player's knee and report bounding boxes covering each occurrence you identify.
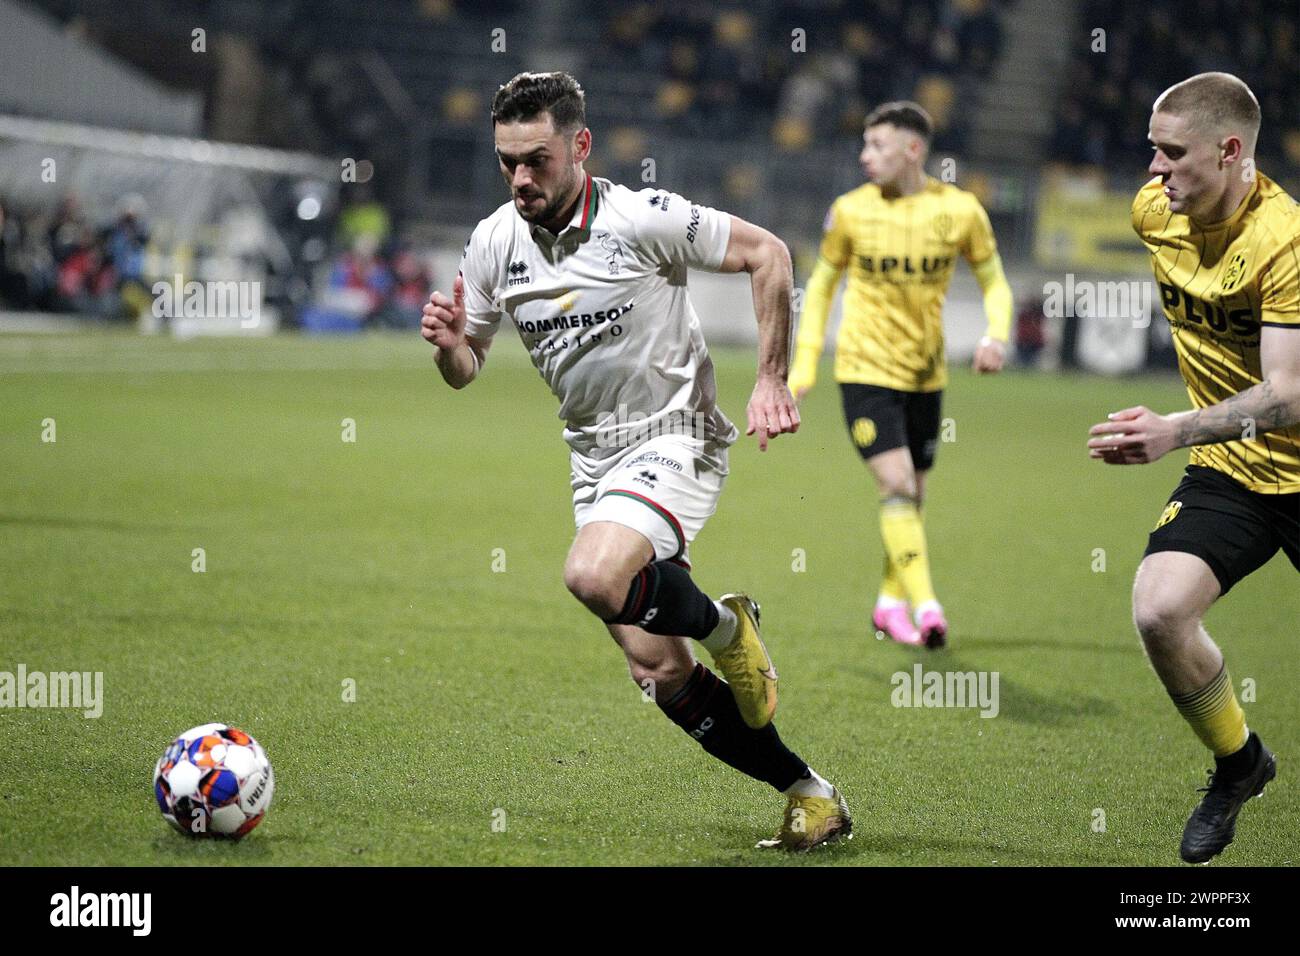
[563,557,627,618]
[872,466,917,501]
[627,657,691,701]
[1132,588,1196,650]
[877,480,917,504]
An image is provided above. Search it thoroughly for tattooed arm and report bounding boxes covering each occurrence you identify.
[1086,326,1300,465]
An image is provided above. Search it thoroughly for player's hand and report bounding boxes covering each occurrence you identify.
[746,374,800,451]
[1086,406,1179,464]
[972,336,1005,374]
[421,275,467,351]
[786,350,817,403]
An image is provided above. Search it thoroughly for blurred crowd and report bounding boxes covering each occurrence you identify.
[19,0,1292,338]
[0,191,433,331]
[597,0,1009,154]
[298,192,434,332]
[307,233,434,332]
[1049,0,1300,172]
[0,195,151,319]
[27,0,1018,264]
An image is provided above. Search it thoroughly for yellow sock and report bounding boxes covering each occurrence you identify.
[878,553,906,603]
[1171,665,1248,757]
[879,498,936,608]
[879,503,924,603]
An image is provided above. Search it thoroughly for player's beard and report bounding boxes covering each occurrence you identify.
[516,166,579,227]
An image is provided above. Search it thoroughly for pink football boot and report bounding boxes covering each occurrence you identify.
[872,603,923,645]
[915,603,948,649]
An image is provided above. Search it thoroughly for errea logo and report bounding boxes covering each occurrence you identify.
[508,260,530,286]
[648,193,671,213]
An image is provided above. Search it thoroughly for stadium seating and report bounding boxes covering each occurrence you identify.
[1048,0,1300,182]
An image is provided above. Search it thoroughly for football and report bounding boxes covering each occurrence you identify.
[153,723,275,839]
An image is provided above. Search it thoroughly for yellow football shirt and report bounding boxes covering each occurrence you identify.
[1132,173,1300,493]
[818,177,998,392]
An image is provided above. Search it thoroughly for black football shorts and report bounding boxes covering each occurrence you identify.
[839,383,943,471]
[1144,465,1300,594]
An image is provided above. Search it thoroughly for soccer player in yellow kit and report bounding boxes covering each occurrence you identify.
[789,102,1013,647]
[1086,73,1300,863]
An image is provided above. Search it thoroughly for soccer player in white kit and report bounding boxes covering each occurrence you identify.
[422,72,850,851]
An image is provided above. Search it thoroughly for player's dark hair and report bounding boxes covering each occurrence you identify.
[491,71,587,134]
[864,101,933,143]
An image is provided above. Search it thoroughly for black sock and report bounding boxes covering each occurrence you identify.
[658,663,807,791]
[1215,731,1260,777]
[606,560,719,638]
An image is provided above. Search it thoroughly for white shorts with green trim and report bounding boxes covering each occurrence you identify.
[571,434,729,567]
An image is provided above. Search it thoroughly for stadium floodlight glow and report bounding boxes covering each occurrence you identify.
[0,114,337,177]
[296,196,321,220]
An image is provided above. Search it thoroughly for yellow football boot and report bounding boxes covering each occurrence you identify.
[756,787,853,852]
[711,593,777,729]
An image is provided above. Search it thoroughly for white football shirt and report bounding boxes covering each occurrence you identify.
[459,174,740,469]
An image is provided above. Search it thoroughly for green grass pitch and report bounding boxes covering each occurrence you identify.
[1,332,1296,866]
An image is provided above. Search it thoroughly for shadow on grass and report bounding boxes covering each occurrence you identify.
[150,831,282,863]
[0,513,179,534]
[958,637,1140,655]
[843,637,1122,727]
[672,825,867,866]
[685,827,1148,866]
[930,646,1119,727]
[2,603,495,639]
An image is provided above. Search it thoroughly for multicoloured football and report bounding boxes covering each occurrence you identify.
[153,723,274,838]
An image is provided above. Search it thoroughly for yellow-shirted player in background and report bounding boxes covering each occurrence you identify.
[1086,73,1300,863]
[789,102,1013,647]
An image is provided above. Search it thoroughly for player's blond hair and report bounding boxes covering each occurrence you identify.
[1153,72,1260,154]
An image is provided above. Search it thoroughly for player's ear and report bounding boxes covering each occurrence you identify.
[572,127,592,164]
[907,133,925,162]
[1219,134,1244,167]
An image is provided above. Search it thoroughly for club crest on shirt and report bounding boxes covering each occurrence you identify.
[930,213,955,242]
[1154,500,1182,530]
[596,231,624,275]
[1220,252,1248,294]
